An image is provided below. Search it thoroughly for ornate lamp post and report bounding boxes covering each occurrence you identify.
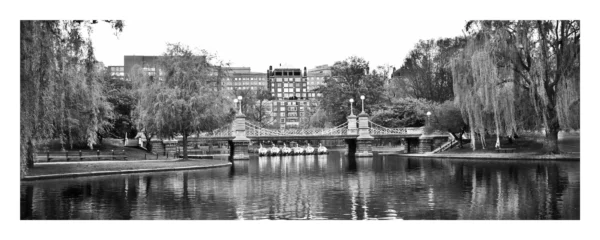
[237,96,243,113]
[347,98,357,136]
[233,99,238,112]
[360,95,365,113]
[426,111,432,126]
[356,95,373,157]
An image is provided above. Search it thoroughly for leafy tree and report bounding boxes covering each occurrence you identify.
[230,87,274,128]
[103,69,137,139]
[232,88,256,115]
[392,37,465,102]
[134,43,235,160]
[430,100,469,148]
[20,20,123,177]
[252,88,274,128]
[370,98,433,128]
[452,21,579,153]
[317,56,386,125]
[130,65,158,151]
[308,108,329,128]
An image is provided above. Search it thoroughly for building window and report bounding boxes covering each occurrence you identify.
[280,107,285,111]
[280,113,285,117]
[300,107,304,111]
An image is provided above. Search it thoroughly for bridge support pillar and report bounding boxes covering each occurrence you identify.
[356,111,374,157]
[356,138,374,157]
[231,112,250,160]
[418,135,434,153]
[232,140,250,160]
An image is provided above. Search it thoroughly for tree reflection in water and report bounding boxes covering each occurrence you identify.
[21,153,579,220]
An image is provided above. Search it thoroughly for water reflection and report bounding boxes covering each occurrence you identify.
[21,153,579,220]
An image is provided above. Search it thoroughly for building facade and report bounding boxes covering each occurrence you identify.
[124,55,160,81]
[265,65,331,129]
[107,66,125,81]
[222,67,268,91]
[306,64,331,98]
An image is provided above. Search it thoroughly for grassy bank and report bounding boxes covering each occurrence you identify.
[25,159,231,179]
[37,138,176,161]
[446,132,580,154]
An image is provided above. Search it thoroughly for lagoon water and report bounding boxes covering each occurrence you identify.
[20,152,580,220]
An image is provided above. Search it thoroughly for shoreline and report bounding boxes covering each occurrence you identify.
[376,152,580,161]
[22,159,232,181]
[22,149,580,182]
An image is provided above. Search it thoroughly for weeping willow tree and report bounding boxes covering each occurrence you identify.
[452,21,580,153]
[452,37,517,150]
[134,43,236,160]
[21,20,123,177]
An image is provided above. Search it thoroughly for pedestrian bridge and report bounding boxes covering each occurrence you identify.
[192,120,425,141]
[165,111,452,160]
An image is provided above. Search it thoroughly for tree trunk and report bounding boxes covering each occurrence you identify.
[26,139,35,169]
[144,132,153,152]
[182,134,188,161]
[543,122,560,154]
[542,78,561,154]
[21,137,35,178]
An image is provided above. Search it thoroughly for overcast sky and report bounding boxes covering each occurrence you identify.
[90,3,467,72]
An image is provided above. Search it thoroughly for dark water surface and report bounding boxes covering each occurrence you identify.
[20,152,580,220]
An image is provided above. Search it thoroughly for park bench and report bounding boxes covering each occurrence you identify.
[496,148,516,153]
[35,150,128,162]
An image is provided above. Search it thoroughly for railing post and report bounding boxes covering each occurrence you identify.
[97,150,100,160]
[47,150,50,162]
[123,149,126,161]
[79,150,82,161]
[66,151,69,162]
[112,150,115,160]
[231,112,250,160]
[356,111,374,157]
[347,115,357,135]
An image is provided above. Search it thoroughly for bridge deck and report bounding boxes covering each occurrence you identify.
[186,134,423,142]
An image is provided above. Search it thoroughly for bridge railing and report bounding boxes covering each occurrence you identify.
[197,120,427,138]
[198,124,232,137]
[245,121,349,137]
[368,121,423,135]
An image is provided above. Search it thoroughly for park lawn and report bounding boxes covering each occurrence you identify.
[27,159,230,177]
[446,133,580,155]
[37,138,176,161]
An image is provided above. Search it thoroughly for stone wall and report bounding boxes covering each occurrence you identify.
[418,137,433,153]
[404,138,420,153]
